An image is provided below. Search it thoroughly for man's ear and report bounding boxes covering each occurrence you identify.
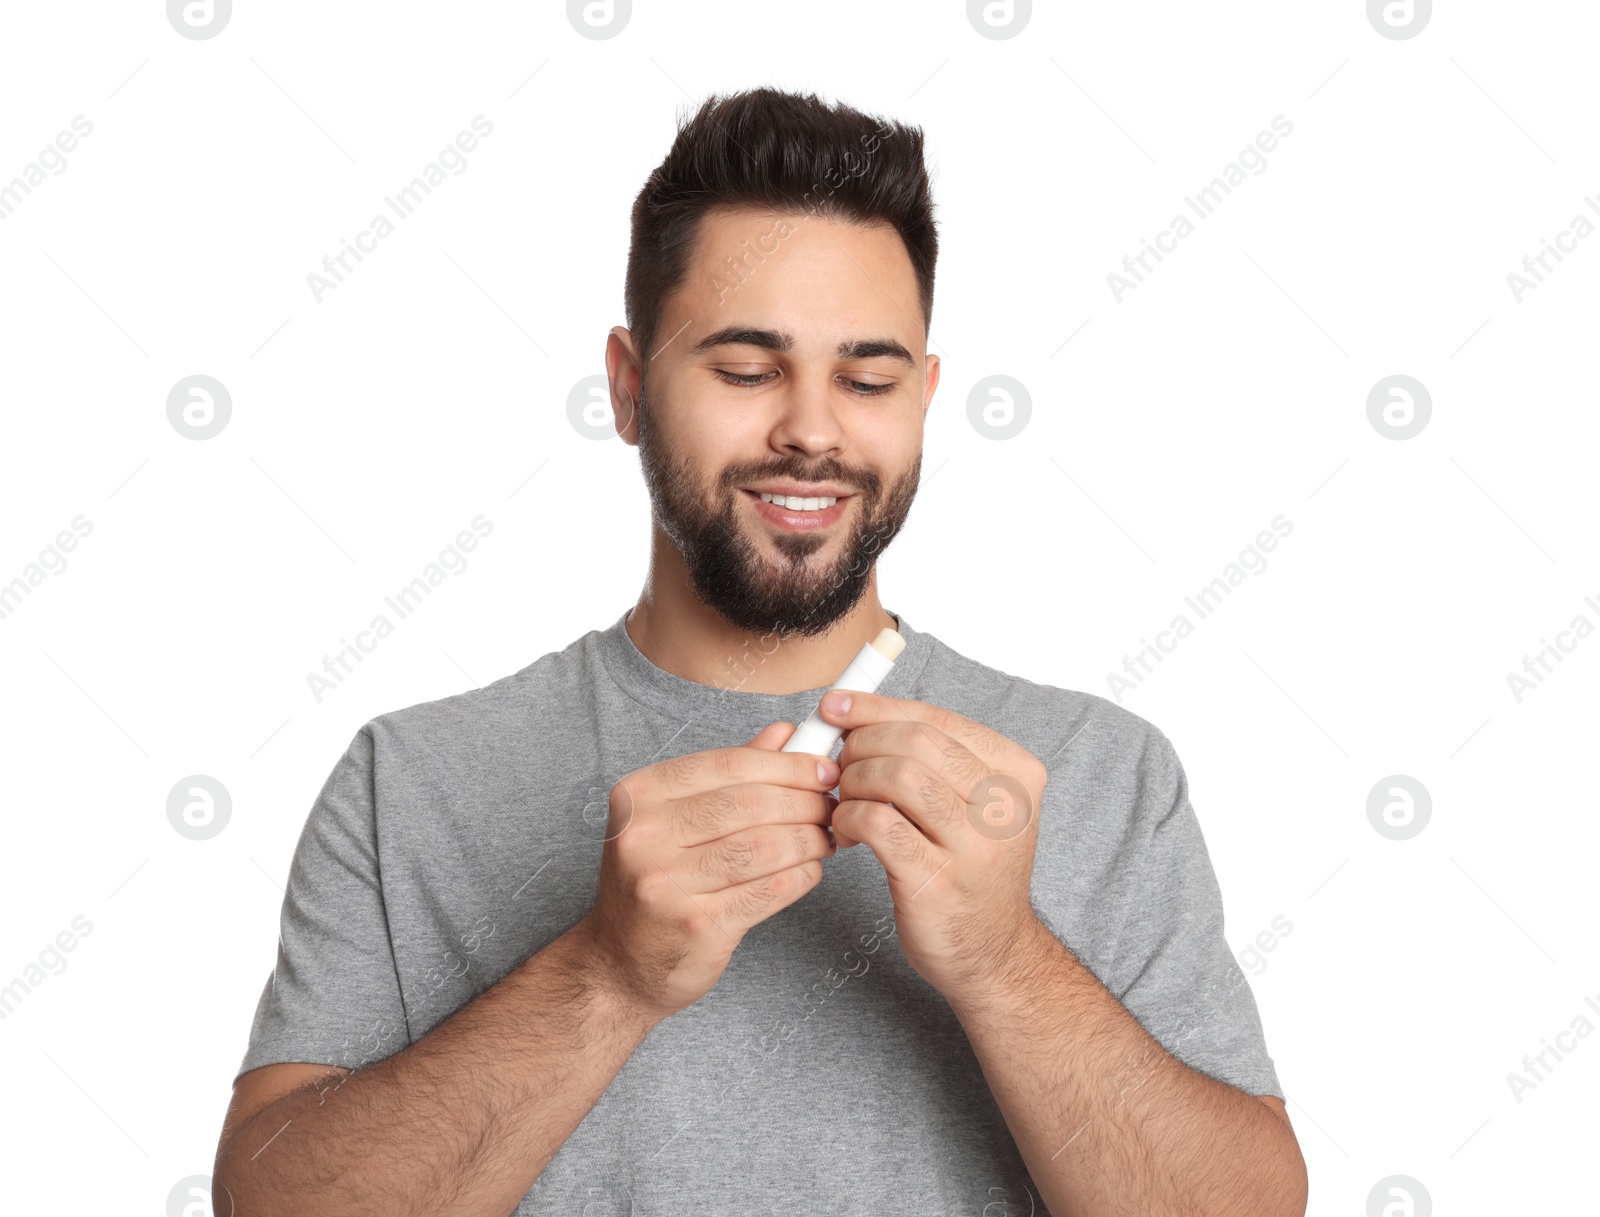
[606,326,642,445]
[922,352,940,420]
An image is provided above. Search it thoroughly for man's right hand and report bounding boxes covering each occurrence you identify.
[575,721,840,1022]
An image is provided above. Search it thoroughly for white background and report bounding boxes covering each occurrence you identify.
[1,1,1594,1213]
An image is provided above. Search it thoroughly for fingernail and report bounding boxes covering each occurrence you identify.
[823,692,852,713]
[817,759,840,785]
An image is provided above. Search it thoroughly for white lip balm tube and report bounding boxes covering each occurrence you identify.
[781,627,907,757]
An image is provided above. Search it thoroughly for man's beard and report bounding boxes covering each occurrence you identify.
[634,380,919,640]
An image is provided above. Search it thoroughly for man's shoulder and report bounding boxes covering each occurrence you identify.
[357,626,598,754]
[922,636,1195,907]
[918,633,1173,776]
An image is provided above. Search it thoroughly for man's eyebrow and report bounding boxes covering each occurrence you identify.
[688,326,917,368]
[689,326,793,356]
[837,337,916,367]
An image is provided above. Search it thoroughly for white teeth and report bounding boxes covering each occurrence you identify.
[759,493,837,511]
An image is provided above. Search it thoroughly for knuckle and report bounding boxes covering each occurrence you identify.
[610,822,640,864]
[884,816,923,859]
[711,748,747,784]
[714,832,761,877]
[788,858,816,888]
[949,742,988,786]
[656,751,703,790]
[853,755,884,787]
[882,755,923,796]
[734,875,779,917]
[918,774,953,819]
[731,782,764,819]
[675,899,712,939]
[630,866,668,906]
[679,786,736,835]
[788,825,814,861]
[770,785,798,821]
[863,803,894,837]
[609,777,639,819]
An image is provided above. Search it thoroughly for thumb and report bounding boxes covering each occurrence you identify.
[750,721,858,849]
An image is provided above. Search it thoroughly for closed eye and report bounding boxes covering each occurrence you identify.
[841,378,894,397]
[711,369,893,396]
[712,369,776,388]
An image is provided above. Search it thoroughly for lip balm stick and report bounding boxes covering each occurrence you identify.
[781,627,907,757]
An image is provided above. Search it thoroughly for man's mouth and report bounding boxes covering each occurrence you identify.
[740,488,852,530]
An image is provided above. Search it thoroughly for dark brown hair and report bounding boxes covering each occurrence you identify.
[624,87,938,374]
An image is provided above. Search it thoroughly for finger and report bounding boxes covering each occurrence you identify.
[838,755,965,848]
[831,798,943,890]
[668,783,835,846]
[823,793,858,848]
[628,739,840,808]
[817,689,1033,775]
[677,822,837,895]
[834,719,987,810]
[703,857,827,936]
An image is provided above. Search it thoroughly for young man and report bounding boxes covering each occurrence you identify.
[215,87,1307,1216]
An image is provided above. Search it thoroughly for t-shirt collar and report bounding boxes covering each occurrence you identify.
[593,604,933,736]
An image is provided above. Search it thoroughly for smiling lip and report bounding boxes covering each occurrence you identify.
[741,488,852,530]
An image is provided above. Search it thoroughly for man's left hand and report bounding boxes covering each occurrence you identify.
[818,688,1050,1003]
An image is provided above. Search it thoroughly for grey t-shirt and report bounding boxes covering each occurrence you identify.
[237,607,1281,1214]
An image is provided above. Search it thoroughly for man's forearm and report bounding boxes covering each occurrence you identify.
[945,917,1307,1217]
[215,921,659,1217]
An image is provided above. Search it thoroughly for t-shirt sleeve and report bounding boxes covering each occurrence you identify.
[1092,729,1283,1100]
[234,721,409,1083]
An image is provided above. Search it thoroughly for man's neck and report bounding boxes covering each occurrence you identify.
[624,567,899,695]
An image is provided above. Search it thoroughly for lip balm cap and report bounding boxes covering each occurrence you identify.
[870,627,906,662]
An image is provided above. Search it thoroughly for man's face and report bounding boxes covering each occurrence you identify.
[621,206,938,639]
